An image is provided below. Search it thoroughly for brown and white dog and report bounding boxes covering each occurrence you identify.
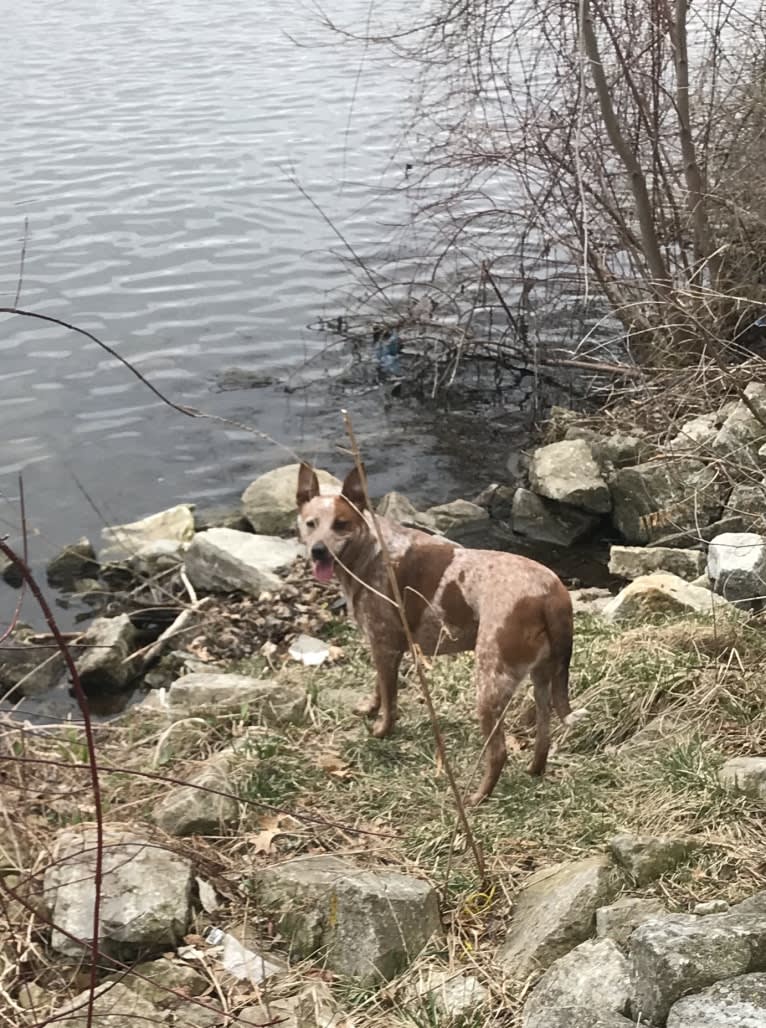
[296,463,584,804]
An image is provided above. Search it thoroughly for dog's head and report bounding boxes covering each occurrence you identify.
[296,463,369,582]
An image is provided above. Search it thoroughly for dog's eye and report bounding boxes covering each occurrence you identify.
[305,518,317,530]
[332,518,350,531]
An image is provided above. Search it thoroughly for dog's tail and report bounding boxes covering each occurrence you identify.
[543,583,583,725]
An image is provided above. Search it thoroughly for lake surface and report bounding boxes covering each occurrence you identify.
[0,0,522,619]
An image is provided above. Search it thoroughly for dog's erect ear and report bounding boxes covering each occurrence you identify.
[341,464,368,512]
[296,462,320,508]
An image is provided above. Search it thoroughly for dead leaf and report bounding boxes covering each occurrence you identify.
[251,828,283,855]
[327,644,345,662]
[316,752,352,778]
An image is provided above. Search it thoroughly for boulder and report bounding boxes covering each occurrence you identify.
[602,573,732,622]
[610,458,726,544]
[667,972,766,1028]
[377,491,423,525]
[46,537,98,590]
[596,897,667,947]
[529,439,612,513]
[255,854,441,981]
[522,938,632,1028]
[74,614,138,692]
[628,914,752,1025]
[108,956,209,1009]
[707,532,766,607]
[713,383,766,464]
[238,982,340,1028]
[242,464,340,534]
[563,426,647,468]
[570,587,613,616]
[0,628,65,697]
[53,983,161,1028]
[167,673,304,723]
[718,757,766,802]
[184,528,302,596]
[497,855,619,978]
[512,488,599,546]
[423,499,489,534]
[100,504,195,562]
[609,834,700,885]
[473,482,516,519]
[43,825,193,957]
[608,545,705,582]
[0,553,23,587]
[723,483,766,534]
[193,505,251,533]
[407,968,490,1020]
[153,753,238,836]
[669,410,727,453]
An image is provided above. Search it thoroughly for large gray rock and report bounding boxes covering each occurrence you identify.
[522,938,632,1028]
[74,614,138,692]
[242,463,341,534]
[377,491,424,525]
[667,973,766,1027]
[167,672,305,722]
[512,488,599,546]
[608,545,705,582]
[255,854,441,981]
[153,754,237,836]
[1,552,23,587]
[723,483,766,534]
[184,528,302,595]
[713,383,766,464]
[596,897,667,947]
[423,499,489,534]
[43,825,193,957]
[609,834,700,885]
[529,439,611,513]
[46,537,98,590]
[707,532,766,607]
[100,504,195,562]
[53,983,161,1028]
[628,914,753,1025]
[602,573,732,622]
[610,458,726,544]
[669,410,729,453]
[110,956,209,1010]
[719,757,766,802]
[498,856,619,978]
[564,426,647,468]
[407,968,490,1020]
[0,627,65,697]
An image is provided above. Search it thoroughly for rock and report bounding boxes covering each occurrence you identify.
[608,545,705,582]
[713,383,766,464]
[564,426,647,468]
[100,504,195,562]
[730,890,766,917]
[288,634,330,666]
[238,982,339,1028]
[153,754,237,836]
[497,855,619,978]
[46,537,98,590]
[167,672,305,722]
[570,587,613,616]
[529,439,612,513]
[512,487,599,546]
[667,972,766,1028]
[718,757,766,802]
[0,628,65,697]
[377,491,423,524]
[423,499,489,534]
[628,914,752,1025]
[522,938,632,1028]
[194,504,251,533]
[109,956,209,1009]
[695,900,730,915]
[610,458,726,544]
[54,982,161,1028]
[707,532,766,607]
[669,411,726,453]
[609,834,700,885]
[255,854,441,981]
[242,463,340,535]
[723,484,766,534]
[1,552,23,587]
[602,573,733,622]
[408,968,489,1020]
[185,528,301,596]
[596,897,667,947]
[44,825,193,957]
[473,482,516,519]
[74,614,138,692]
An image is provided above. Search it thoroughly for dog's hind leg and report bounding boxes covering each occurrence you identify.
[470,658,523,805]
[529,662,553,776]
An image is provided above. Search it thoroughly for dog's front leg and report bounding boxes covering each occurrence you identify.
[368,647,402,738]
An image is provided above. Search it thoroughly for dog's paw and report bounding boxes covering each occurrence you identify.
[563,707,589,727]
[371,716,394,738]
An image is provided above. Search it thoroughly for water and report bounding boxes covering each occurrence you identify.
[0,0,523,622]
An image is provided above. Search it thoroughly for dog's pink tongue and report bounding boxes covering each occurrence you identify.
[313,559,334,583]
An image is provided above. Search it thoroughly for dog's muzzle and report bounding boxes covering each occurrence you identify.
[310,542,335,583]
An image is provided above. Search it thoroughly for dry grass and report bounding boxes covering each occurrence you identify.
[2,608,766,1026]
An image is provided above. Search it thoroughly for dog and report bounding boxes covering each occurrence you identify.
[296,462,583,804]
